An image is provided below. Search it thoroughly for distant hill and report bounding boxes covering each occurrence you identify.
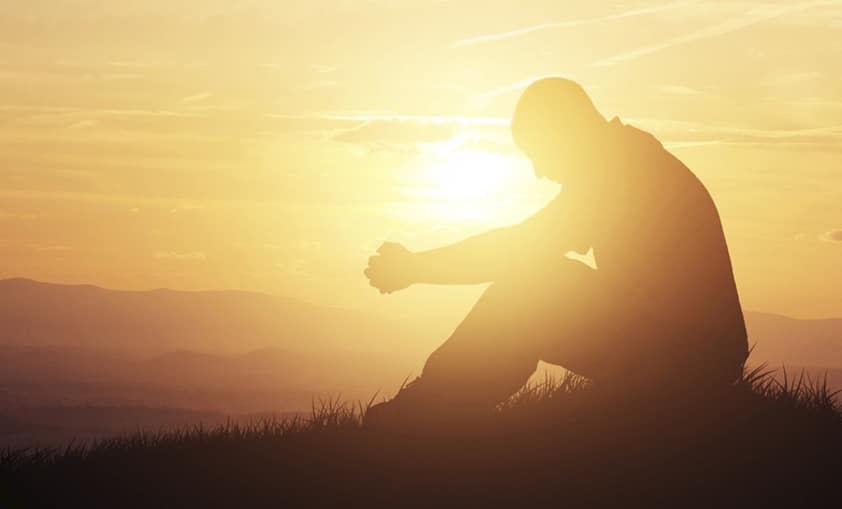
[745,311,842,368]
[0,343,420,414]
[2,278,841,366]
[0,278,428,355]
[0,279,840,448]
[1,278,840,374]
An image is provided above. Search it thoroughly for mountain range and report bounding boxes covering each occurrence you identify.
[0,277,430,355]
[0,278,839,446]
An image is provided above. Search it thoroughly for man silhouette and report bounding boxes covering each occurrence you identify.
[364,77,748,427]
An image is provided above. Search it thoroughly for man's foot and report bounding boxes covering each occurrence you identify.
[364,378,494,434]
[364,377,427,431]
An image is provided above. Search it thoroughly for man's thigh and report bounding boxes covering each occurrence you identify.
[426,260,609,370]
[419,277,546,401]
[526,262,636,377]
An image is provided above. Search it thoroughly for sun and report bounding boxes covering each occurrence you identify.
[401,147,548,226]
[427,149,516,201]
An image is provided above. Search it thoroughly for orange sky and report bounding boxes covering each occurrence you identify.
[1,1,841,320]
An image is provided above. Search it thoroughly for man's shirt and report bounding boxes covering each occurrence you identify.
[524,117,748,368]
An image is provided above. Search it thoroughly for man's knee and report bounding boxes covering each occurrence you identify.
[422,340,539,404]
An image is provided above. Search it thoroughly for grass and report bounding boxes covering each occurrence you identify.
[2,367,840,508]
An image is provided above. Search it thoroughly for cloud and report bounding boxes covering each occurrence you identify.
[95,108,198,118]
[305,80,339,90]
[594,1,836,66]
[90,73,142,80]
[66,119,98,129]
[820,230,842,242]
[0,210,42,220]
[180,91,211,104]
[153,251,207,261]
[660,85,702,95]
[310,64,336,74]
[282,112,508,126]
[663,139,725,149]
[267,112,511,151]
[107,61,156,68]
[333,119,460,147]
[0,104,202,130]
[450,0,696,48]
[627,117,842,150]
[456,135,518,155]
[473,76,559,101]
[35,245,73,252]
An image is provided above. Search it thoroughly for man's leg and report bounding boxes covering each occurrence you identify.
[416,260,608,408]
[419,280,544,409]
[365,260,606,429]
[365,278,548,431]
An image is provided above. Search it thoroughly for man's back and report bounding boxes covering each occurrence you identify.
[556,118,748,379]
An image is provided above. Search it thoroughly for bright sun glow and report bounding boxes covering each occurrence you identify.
[400,147,550,226]
[427,150,517,201]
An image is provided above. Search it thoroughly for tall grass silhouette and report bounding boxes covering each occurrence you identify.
[2,368,840,508]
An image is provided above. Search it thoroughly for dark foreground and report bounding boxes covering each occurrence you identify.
[2,369,841,509]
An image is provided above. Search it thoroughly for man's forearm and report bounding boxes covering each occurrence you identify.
[406,195,579,286]
[410,226,516,285]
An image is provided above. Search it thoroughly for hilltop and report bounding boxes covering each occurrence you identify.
[2,370,841,508]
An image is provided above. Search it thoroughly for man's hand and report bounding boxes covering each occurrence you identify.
[364,242,415,294]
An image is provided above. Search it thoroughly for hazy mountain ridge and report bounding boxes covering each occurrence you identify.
[0,278,840,448]
[0,279,428,443]
[0,344,417,411]
[3,277,839,360]
[2,278,841,392]
[745,311,842,368]
[0,277,428,355]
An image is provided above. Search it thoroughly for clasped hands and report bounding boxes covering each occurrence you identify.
[364,242,416,294]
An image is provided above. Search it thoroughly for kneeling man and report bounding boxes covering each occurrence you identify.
[364,78,748,426]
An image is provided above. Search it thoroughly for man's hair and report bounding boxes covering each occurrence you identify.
[511,77,604,151]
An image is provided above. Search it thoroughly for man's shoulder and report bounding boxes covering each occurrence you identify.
[610,117,660,144]
[611,119,698,180]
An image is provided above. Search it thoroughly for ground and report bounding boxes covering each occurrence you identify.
[2,368,840,508]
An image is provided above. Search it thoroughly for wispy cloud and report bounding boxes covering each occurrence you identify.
[633,117,842,150]
[268,112,508,126]
[1,105,198,119]
[0,210,41,220]
[473,75,560,101]
[107,61,156,69]
[180,91,211,104]
[0,189,203,208]
[154,251,207,261]
[594,0,837,66]
[820,230,842,242]
[266,112,513,152]
[92,108,199,118]
[98,73,143,80]
[663,139,725,149]
[660,85,702,95]
[310,64,336,74]
[0,105,81,114]
[450,0,696,48]
[66,119,98,129]
[333,119,459,148]
[34,245,73,252]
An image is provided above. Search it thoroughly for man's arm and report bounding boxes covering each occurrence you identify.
[365,195,587,292]
[410,223,531,285]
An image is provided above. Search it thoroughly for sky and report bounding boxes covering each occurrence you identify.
[1,0,841,322]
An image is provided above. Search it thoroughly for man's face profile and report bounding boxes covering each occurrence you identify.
[513,120,583,185]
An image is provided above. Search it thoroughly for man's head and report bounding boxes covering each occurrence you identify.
[511,77,608,183]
